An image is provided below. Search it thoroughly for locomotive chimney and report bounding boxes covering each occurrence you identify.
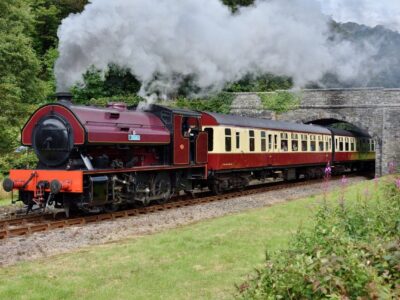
[55,92,73,103]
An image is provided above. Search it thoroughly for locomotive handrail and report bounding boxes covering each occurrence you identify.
[84,120,166,129]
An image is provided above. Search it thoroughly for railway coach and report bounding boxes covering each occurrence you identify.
[201,112,374,193]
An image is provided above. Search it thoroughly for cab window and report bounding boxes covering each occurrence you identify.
[204,128,214,151]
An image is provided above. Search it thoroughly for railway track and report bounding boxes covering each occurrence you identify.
[0,175,368,240]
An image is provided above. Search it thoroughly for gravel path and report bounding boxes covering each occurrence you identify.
[0,176,367,266]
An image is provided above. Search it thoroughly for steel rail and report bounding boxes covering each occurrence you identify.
[0,175,368,240]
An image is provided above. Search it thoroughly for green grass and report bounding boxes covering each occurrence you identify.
[0,179,383,300]
[0,198,11,206]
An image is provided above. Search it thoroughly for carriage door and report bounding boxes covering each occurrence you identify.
[173,115,190,165]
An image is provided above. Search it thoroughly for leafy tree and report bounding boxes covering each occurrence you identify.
[222,0,255,11]
[225,74,293,92]
[30,0,61,56]
[57,0,88,17]
[176,93,234,114]
[71,65,142,104]
[0,0,46,154]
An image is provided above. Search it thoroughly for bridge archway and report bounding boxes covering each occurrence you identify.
[279,112,382,175]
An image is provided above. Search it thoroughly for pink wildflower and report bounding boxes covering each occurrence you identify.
[324,162,332,178]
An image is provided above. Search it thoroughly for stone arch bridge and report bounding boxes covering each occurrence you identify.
[230,88,400,176]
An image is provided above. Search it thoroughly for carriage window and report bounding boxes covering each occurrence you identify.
[319,141,324,151]
[274,135,278,150]
[351,141,355,151]
[225,128,232,152]
[310,135,316,151]
[291,133,299,151]
[371,140,375,151]
[292,140,299,151]
[310,141,316,151]
[236,132,240,149]
[339,140,344,151]
[261,131,267,152]
[204,128,214,151]
[301,134,308,151]
[280,133,288,152]
[249,130,255,152]
[268,135,272,151]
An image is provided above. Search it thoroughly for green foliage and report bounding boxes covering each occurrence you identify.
[225,74,293,92]
[239,178,400,299]
[222,0,255,12]
[259,91,301,113]
[0,0,46,158]
[0,151,38,176]
[71,65,142,104]
[88,96,143,108]
[175,93,235,114]
[0,0,45,103]
[30,0,61,56]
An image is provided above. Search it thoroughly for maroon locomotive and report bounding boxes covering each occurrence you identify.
[3,93,375,214]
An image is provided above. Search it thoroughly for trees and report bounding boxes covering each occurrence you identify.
[222,0,255,11]
[0,0,45,153]
[71,65,142,104]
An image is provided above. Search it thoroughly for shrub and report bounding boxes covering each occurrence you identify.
[258,91,300,113]
[0,151,38,177]
[238,178,400,299]
[175,92,234,114]
[87,95,143,107]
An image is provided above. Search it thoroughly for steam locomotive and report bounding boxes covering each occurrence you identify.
[3,93,375,215]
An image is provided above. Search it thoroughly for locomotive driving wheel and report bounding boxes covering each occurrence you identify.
[152,173,172,204]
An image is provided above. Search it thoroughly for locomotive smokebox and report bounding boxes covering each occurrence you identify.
[55,92,73,103]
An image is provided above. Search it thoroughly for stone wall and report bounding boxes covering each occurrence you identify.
[229,88,400,175]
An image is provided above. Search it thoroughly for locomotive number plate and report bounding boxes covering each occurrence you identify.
[128,134,141,141]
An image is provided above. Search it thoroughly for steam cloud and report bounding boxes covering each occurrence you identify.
[319,0,400,33]
[55,0,380,97]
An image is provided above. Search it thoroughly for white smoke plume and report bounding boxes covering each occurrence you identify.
[319,0,400,33]
[55,0,379,97]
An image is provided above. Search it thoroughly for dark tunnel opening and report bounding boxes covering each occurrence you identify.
[305,118,376,175]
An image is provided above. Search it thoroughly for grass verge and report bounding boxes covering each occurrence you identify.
[0,178,383,299]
